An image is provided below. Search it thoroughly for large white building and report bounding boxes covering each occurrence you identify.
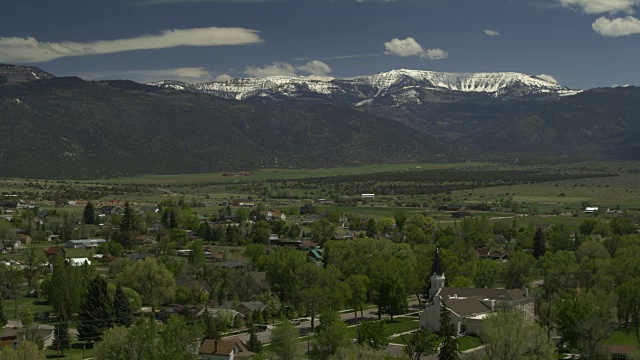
[420,249,534,335]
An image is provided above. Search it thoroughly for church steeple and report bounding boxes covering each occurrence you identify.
[429,247,445,301]
[432,247,443,276]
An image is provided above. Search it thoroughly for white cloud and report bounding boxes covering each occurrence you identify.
[384,37,448,60]
[536,74,559,83]
[78,67,214,83]
[0,27,263,63]
[484,30,501,36]
[297,60,332,76]
[558,0,638,14]
[214,74,234,82]
[244,60,334,78]
[592,15,640,35]
[244,62,299,77]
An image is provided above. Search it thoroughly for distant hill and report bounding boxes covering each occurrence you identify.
[0,76,441,179]
[0,65,639,179]
[0,64,55,86]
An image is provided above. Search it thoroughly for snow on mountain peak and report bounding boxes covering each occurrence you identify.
[147,69,576,102]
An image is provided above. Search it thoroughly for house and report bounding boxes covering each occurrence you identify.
[269,210,286,221]
[231,199,255,208]
[300,203,315,215]
[452,211,471,219]
[45,246,66,258]
[438,204,463,212]
[46,234,60,242]
[176,276,213,298]
[20,235,33,246]
[584,207,599,214]
[220,301,270,317]
[99,206,124,215]
[197,308,245,324]
[199,338,255,360]
[420,249,534,336]
[535,224,553,232]
[69,258,91,266]
[0,243,6,255]
[248,272,270,292]
[0,328,18,347]
[65,238,107,249]
[307,248,324,265]
[361,194,375,200]
[476,247,509,261]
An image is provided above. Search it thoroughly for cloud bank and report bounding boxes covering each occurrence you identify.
[0,27,263,63]
[384,37,448,60]
[244,60,334,79]
[592,15,640,35]
[536,74,559,83]
[558,0,638,14]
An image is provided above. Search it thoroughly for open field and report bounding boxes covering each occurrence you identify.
[92,162,493,185]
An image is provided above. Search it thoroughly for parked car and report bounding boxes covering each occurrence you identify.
[255,325,268,332]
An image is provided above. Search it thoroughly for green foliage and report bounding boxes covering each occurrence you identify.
[84,201,96,225]
[270,319,301,360]
[373,272,408,321]
[532,228,546,259]
[473,259,503,289]
[356,320,388,349]
[113,284,133,327]
[312,218,337,246]
[312,310,351,360]
[0,296,7,327]
[47,258,91,320]
[248,328,263,353]
[1,340,46,360]
[117,258,175,312]
[502,251,535,289]
[438,301,459,360]
[77,276,112,342]
[52,321,71,354]
[403,328,439,360]
[482,309,555,360]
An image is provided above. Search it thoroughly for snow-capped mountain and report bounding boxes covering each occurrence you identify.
[147,69,579,104]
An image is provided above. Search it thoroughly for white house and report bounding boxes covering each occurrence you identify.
[65,239,107,249]
[69,258,91,266]
[199,338,254,360]
[420,249,534,336]
[361,194,375,200]
[584,207,599,214]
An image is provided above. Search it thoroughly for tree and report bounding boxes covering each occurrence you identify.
[394,211,408,231]
[78,276,112,342]
[19,308,35,340]
[403,328,439,360]
[113,284,133,327]
[482,309,555,360]
[373,272,407,321]
[346,274,369,323]
[188,239,206,275]
[532,228,546,259]
[0,264,24,325]
[0,295,8,327]
[117,258,175,313]
[156,315,203,360]
[356,320,388,350]
[503,251,535,289]
[438,301,459,360]
[52,321,71,356]
[84,201,96,225]
[120,202,136,232]
[23,246,45,287]
[473,259,503,289]
[201,306,220,340]
[312,310,351,360]
[248,328,263,353]
[2,340,46,360]
[270,319,301,360]
[312,218,337,246]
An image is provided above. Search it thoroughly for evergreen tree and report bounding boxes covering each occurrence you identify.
[77,276,112,342]
[120,202,136,232]
[0,296,7,327]
[83,201,96,225]
[202,308,220,340]
[113,284,133,327]
[169,211,177,229]
[533,228,546,259]
[52,321,70,356]
[247,328,263,353]
[438,300,460,360]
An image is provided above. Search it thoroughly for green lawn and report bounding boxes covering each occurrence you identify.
[458,336,483,351]
[45,342,95,359]
[608,329,640,346]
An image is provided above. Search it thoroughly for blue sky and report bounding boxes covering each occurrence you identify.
[0,0,638,89]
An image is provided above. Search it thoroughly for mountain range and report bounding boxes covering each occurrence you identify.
[0,64,639,179]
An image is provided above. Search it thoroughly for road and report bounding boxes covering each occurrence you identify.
[224,297,423,344]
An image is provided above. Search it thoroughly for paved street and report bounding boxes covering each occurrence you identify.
[224,296,423,344]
